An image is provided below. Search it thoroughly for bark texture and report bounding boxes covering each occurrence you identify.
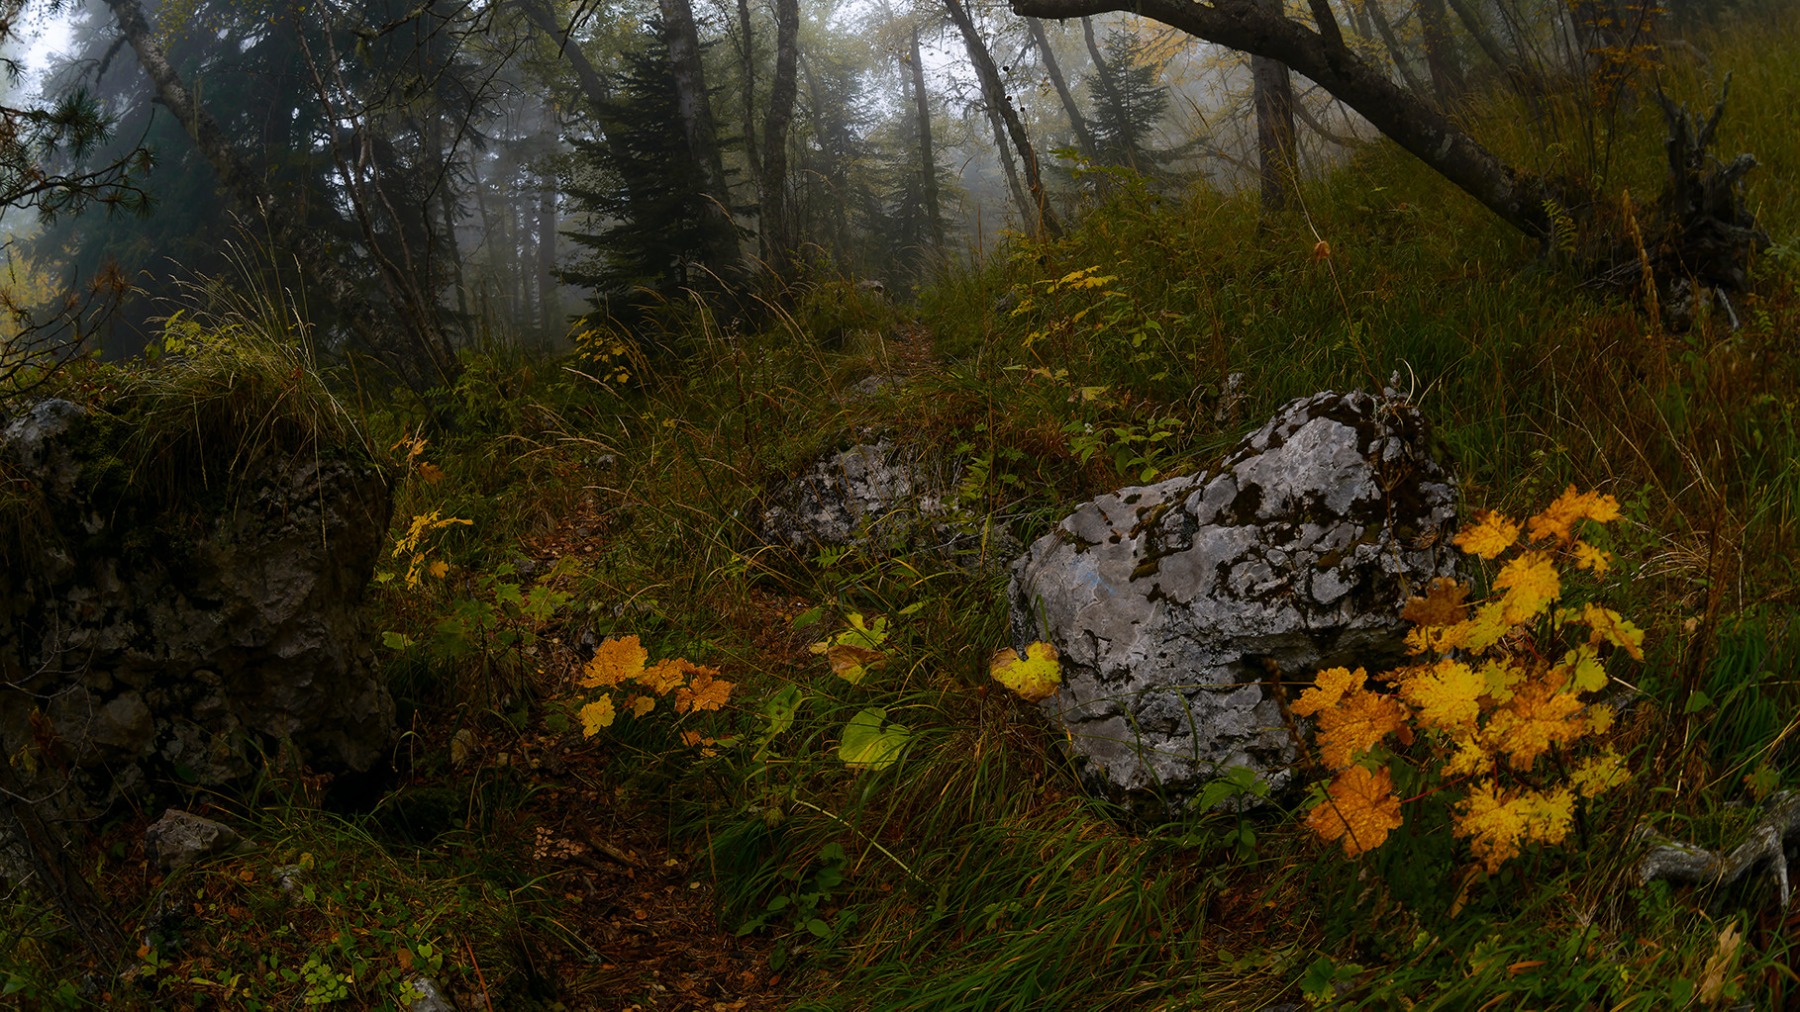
[945,0,1060,236]
[1026,18,1096,161]
[760,0,802,277]
[1007,0,1550,239]
[909,26,945,250]
[659,0,742,279]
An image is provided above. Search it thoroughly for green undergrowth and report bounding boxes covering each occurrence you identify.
[11,10,1800,1009]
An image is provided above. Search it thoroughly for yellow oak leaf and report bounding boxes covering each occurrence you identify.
[582,636,647,688]
[1456,783,1575,873]
[674,667,733,714]
[1555,644,1608,694]
[1478,656,1525,702]
[1495,552,1561,625]
[1527,486,1620,543]
[1570,750,1629,797]
[1292,667,1367,717]
[627,695,656,718]
[1402,577,1471,630]
[1586,703,1616,735]
[1454,511,1520,560]
[1488,681,1585,769]
[1457,780,1524,872]
[1397,658,1484,731]
[636,658,689,695]
[1443,731,1495,778]
[1699,922,1743,1007]
[827,644,887,684]
[990,641,1062,702]
[1571,540,1611,576]
[1306,765,1404,857]
[579,695,616,736]
[1314,688,1411,769]
[1581,603,1645,661]
[428,559,450,579]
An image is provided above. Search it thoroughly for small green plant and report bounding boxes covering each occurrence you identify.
[735,843,852,970]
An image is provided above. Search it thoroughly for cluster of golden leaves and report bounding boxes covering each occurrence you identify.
[575,635,734,738]
[390,510,472,588]
[1297,487,1639,871]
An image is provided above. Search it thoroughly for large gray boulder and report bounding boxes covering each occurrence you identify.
[0,398,394,819]
[1008,390,1458,812]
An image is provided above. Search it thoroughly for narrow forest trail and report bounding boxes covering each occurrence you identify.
[476,317,948,1010]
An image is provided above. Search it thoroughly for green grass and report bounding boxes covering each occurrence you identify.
[12,10,1800,1008]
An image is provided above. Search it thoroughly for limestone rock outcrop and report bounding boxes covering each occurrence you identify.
[755,439,946,551]
[0,398,394,819]
[1008,390,1458,811]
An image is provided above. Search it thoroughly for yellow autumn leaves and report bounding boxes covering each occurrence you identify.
[574,635,734,737]
[1300,487,1638,872]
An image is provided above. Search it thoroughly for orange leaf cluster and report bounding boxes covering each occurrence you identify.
[573,636,735,739]
[1298,487,1638,872]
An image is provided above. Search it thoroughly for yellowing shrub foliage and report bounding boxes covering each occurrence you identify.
[573,635,735,738]
[1297,487,1640,872]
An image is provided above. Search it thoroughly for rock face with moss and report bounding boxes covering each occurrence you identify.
[1008,390,1458,812]
[0,395,394,816]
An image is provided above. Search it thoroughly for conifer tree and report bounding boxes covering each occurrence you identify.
[561,25,741,326]
[1083,28,1173,173]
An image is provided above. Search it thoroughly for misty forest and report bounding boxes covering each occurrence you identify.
[3,0,1800,1006]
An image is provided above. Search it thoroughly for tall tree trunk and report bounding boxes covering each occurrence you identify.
[1253,47,1298,212]
[1418,0,1467,103]
[1025,18,1096,161]
[943,0,1061,237]
[1442,0,1519,82]
[659,0,740,279]
[538,178,558,340]
[760,0,801,279]
[1362,0,1432,96]
[440,181,470,336]
[102,0,454,390]
[734,0,763,195]
[909,26,945,250]
[1008,0,1551,239]
[985,101,1032,226]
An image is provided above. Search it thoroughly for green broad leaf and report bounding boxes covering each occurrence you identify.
[805,918,831,939]
[762,685,803,736]
[791,606,824,630]
[381,630,415,650]
[838,708,910,771]
[1684,689,1713,714]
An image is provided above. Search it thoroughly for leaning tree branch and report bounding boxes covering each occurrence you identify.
[1006,0,1550,240]
[1638,791,1800,906]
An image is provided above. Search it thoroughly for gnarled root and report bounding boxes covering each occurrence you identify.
[1637,791,1800,906]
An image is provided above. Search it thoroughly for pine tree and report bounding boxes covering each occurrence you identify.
[560,24,740,327]
[1084,29,1174,173]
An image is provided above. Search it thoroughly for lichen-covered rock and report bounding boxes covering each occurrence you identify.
[0,398,394,821]
[1008,390,1457,812]
[755,439,953,553]
[145,809,242,869]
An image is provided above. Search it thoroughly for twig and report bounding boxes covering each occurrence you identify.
[1637,791,1800,906]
